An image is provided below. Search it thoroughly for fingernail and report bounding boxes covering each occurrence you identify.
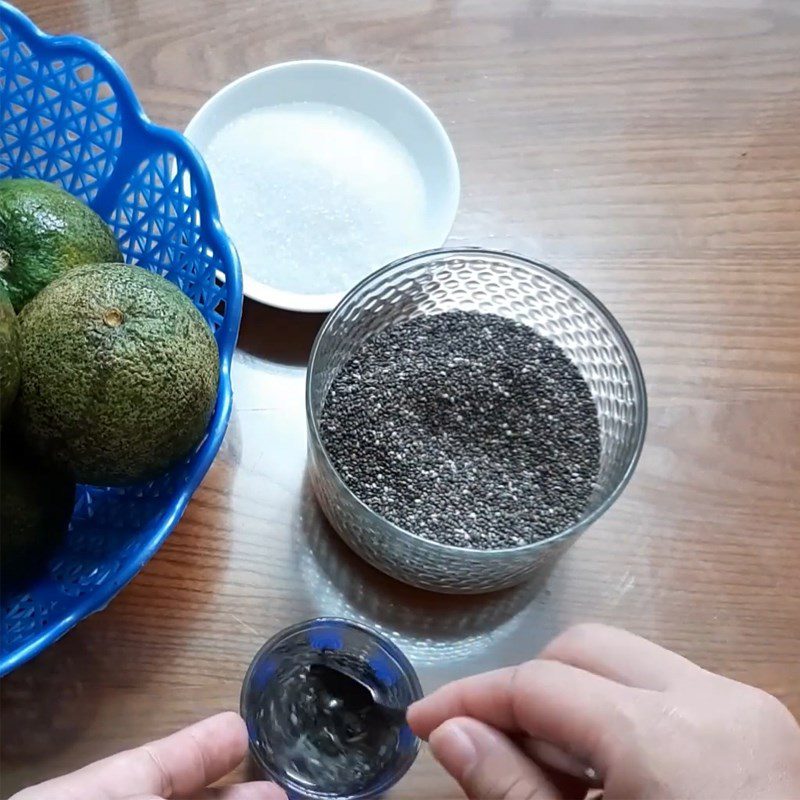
[429,720,478,779]
[527,739,598,782]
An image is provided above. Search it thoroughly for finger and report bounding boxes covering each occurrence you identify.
[429,717,564,800]
[539,623,698,690]
[408,659,641,776]
[521,739,599,783]
[409,666,517,738]
[31,712,248,798]
[194,785,288,800]
[516,739,597,798]
[126,783,287,800]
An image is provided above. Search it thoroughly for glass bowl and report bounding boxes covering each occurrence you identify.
[241,617,423,800]
[306,248,647,593]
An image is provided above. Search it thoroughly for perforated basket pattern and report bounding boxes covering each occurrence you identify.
[306,249,647,593]
[0,2,242,675]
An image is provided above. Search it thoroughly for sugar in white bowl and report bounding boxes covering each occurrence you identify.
[205,102,427,297]
[185,60,460,313]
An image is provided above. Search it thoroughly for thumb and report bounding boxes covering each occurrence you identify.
[124,783,287,799]
[429,717,564,800]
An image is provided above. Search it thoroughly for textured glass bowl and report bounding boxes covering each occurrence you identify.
[241,617,422,800]
[306,248,647,594]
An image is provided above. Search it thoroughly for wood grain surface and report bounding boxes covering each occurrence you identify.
[2,0,799,796]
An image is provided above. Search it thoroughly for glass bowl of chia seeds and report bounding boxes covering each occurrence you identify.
[241,617,423,799]
[306,247,647,593]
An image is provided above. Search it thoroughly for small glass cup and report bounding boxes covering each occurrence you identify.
[241,617,423,799]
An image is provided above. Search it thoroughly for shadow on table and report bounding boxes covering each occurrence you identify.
[237,297,327,367]
[0,631,96,767]
[0,458,238,768]
[292,468,556,666]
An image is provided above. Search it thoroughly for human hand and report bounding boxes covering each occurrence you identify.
[11,711,286,800]
[408,624,800,799]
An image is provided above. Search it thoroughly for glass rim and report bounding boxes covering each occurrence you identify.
[305,246,648,559]
[241,616,423,703]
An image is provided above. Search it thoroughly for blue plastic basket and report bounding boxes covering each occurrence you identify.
[0,2,243,675]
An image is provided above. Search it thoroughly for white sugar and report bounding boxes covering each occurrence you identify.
[205,102,428,296]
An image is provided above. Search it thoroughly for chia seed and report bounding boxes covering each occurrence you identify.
[319,310,601,550]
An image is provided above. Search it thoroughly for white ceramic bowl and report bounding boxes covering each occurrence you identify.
[186,60,460,313]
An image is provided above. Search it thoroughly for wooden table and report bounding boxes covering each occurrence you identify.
[2,0,799,796]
